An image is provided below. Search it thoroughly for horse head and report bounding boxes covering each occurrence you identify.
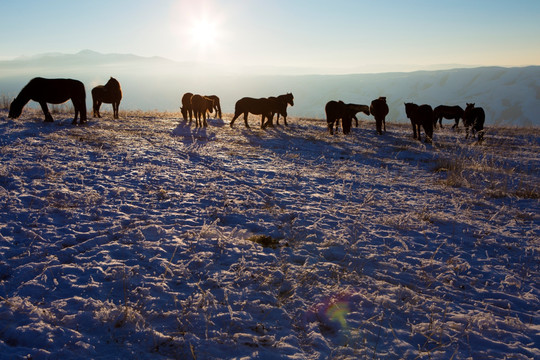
[404,102,418,118]
[286,93,294,106]
[105,77,120,89]
[8,97,23,118]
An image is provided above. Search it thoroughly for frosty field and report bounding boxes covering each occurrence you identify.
[0,109,538,359]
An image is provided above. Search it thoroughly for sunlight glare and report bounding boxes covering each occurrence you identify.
[190,18,218,51]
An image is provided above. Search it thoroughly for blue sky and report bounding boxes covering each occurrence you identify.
[1,0,539,73]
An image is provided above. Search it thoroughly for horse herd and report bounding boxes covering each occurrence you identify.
[7,77,485,142]
[326,97,485,142]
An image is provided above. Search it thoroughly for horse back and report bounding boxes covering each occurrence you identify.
[27,78,85,104]
[235,97,271,115]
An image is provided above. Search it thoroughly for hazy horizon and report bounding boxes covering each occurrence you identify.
[1,0,539,75]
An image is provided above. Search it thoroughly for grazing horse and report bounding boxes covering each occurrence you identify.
[325,100,355,135]
[370,97,389,135]
[230,97,275,129]
[190,94,215,127]
[404,103,434,143]
[181,92,194,123]
[92,77,122,119]
[463,103,485,141]
[272,93,294,126]
[346,103,370,127]
[433,105,464,129]
[9,77,87,124]
[205,95,222,119]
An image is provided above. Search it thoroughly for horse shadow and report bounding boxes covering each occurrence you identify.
[171,120,216,144]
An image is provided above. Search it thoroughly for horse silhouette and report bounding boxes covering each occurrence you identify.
[92,77,122,119]
[9,77,87,124]
[346,103,370,127]
[190,94,215,127]
[205,95,222,119]
[325,100,355,135]
[404,103,434,143]
[230,97,276,129]
[370,97,389,135]
[433,105,463,129]
[463,103,485,141]
[181,92,194,123]
[271,93,294,126]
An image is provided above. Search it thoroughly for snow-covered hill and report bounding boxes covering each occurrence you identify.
[0,110,538,359]
[0,51,539,125]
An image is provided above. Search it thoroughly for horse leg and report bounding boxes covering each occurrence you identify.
[39,102,54,122]
[113,102,119,119]
[230,112,239,127]
[72,106,79,125]
[283,115,288,127]
[383,118,386,133]
[327,120,335,135]
[263,113,274,129]
[243,113,250,128]
[96,101,102,118]
[452,117,459,130]
[203,111,208,127]
[411,122,417,139]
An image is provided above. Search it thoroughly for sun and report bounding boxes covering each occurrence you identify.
[189,18,218,51]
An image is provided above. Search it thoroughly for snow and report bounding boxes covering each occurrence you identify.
[0,109,539,359]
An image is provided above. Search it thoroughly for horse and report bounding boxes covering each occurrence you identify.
[370,97,389,135]
[9,77,87,124]
[181,92,194,123]
[272,93,294,126]
[346,103,370,127]
[433,105,464,129]
[204,95,222,119]
[325,100,355,135]
[230,97,275,129]
[404,103,434,143]
[190,94,215,127]
[260,97,288,128]
[463,103,485,141]
[91,77,122,119]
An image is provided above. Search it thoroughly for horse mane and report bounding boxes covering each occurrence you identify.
[105,77,121,90]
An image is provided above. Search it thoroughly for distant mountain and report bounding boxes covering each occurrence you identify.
[1,50,539,126]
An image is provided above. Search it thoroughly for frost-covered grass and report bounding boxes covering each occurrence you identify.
[0,109,538,359]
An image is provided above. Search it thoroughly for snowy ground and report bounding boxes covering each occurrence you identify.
[0,109,538,359]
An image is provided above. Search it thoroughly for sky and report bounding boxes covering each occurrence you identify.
[1,0,539,73]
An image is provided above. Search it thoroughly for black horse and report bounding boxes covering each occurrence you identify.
[433,105,464,129]
[271,93,294,126]
[92,77,122,119]
[463,103,485,141]
[346,103,370,127]
[230,97,276,129]
[9,77,87,124]
[404,103,434,143]
[181,92,194,123]
[204,95,222,119]
[191,94,215,127]
[325,100,355,135]
[370,97,389,135]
